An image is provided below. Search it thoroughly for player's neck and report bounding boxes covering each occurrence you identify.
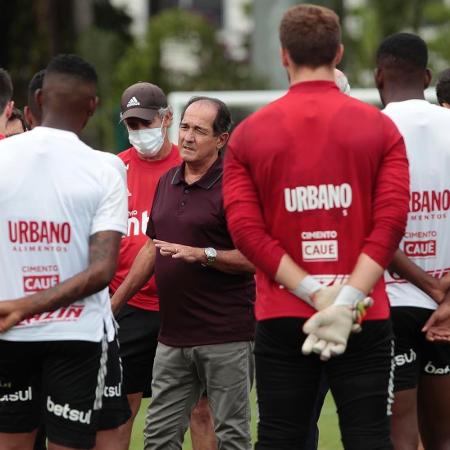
[288,65,335,85]
[382,85,426,105]
[41,113,84,135]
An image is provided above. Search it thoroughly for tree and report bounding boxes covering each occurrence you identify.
[115,8,266,95]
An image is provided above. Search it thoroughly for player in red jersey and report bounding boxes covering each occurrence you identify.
[108,81,180,449]
[223,4,409,450]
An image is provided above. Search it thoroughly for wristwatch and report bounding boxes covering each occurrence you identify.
[204,247,217,266]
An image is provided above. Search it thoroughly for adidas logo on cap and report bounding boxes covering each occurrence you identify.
[126,96,140,107]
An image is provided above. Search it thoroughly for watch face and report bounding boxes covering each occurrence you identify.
[205,247,217,258]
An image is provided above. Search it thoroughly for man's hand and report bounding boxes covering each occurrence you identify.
[0,300,28,333]
[423,293,450,342]
[153,240,205,264]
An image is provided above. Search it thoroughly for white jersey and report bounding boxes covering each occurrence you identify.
[383,100,450,309]
[0,127,128,342]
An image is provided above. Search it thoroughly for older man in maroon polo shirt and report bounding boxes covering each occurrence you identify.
[111,96,255,450]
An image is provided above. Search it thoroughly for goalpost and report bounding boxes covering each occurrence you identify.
[167,88,437,142]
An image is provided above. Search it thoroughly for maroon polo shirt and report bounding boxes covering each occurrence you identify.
[146,155,255,347]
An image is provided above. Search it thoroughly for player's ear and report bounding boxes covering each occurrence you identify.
[334,44,344,66]
[374,68,383,90]
[280,47,290,68]
[88,96,98,117]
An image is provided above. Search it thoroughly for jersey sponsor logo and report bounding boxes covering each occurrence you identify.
[126,96,140,107]
[302,240,338,261]
[394,349,416,367]
[23,275,60,293]
[47,396,92,424]
[301,230,338,262]
[424,361,450,375]
[127,210,149,236]
[17,305,85,326]
[301,230,337,240]
[8,221,71,244]
[104,383,121,398]
[410,190,450,213]
[284,183,352,213]
[403,240,436,258]
[386,267,450,284]
[404,230,437,239]
[0,387,32,402]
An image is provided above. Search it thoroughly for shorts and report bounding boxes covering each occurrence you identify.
[24,338,130,449]
[0,337,108,449]
[98,337,131,430]
[391,306,450,391]
[116,304,160,396]
[254,318,394,450]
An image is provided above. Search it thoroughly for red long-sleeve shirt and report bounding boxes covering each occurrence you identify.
[109,145,181,310]
[223,81,410,321]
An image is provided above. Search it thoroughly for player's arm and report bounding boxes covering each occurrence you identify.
[110,238,156,314]
[389,249,445,303]
[153,240,255,274]
[0,230,122,333]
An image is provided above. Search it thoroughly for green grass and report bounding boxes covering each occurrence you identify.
[130,391,343,449]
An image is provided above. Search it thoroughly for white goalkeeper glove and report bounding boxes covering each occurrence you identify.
[301,286,373,361]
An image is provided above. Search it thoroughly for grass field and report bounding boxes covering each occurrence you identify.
[130,391,344,449]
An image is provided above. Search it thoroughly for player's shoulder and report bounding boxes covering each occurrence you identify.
[93,150,126,181]
[117,146,133,163]
[158,161,183,185]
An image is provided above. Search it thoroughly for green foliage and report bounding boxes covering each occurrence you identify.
[115,8,266,96]
[337,0,450,87]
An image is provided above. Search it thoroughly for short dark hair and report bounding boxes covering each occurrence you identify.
[0,68,13,113]
[436,68,450,106]
[376,33,428,73]
[279,4,341,68]
[181,96,232,135]
[45,54,98,85]
[28,69,45,118]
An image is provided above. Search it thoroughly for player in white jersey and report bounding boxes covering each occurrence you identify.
[375,33,450,450]
[0,55,128,450]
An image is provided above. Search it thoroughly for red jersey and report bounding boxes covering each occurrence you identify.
[223,81,409,321]
[109,144,181,310]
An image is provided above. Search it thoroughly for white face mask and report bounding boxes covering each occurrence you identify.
[128,125,165,157]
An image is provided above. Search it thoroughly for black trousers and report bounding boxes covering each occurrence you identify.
[254,318,394,450]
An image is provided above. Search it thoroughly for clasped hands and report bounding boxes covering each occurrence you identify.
[300,285,373,361]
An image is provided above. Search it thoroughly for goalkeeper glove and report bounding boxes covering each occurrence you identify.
[301,286,373,361]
